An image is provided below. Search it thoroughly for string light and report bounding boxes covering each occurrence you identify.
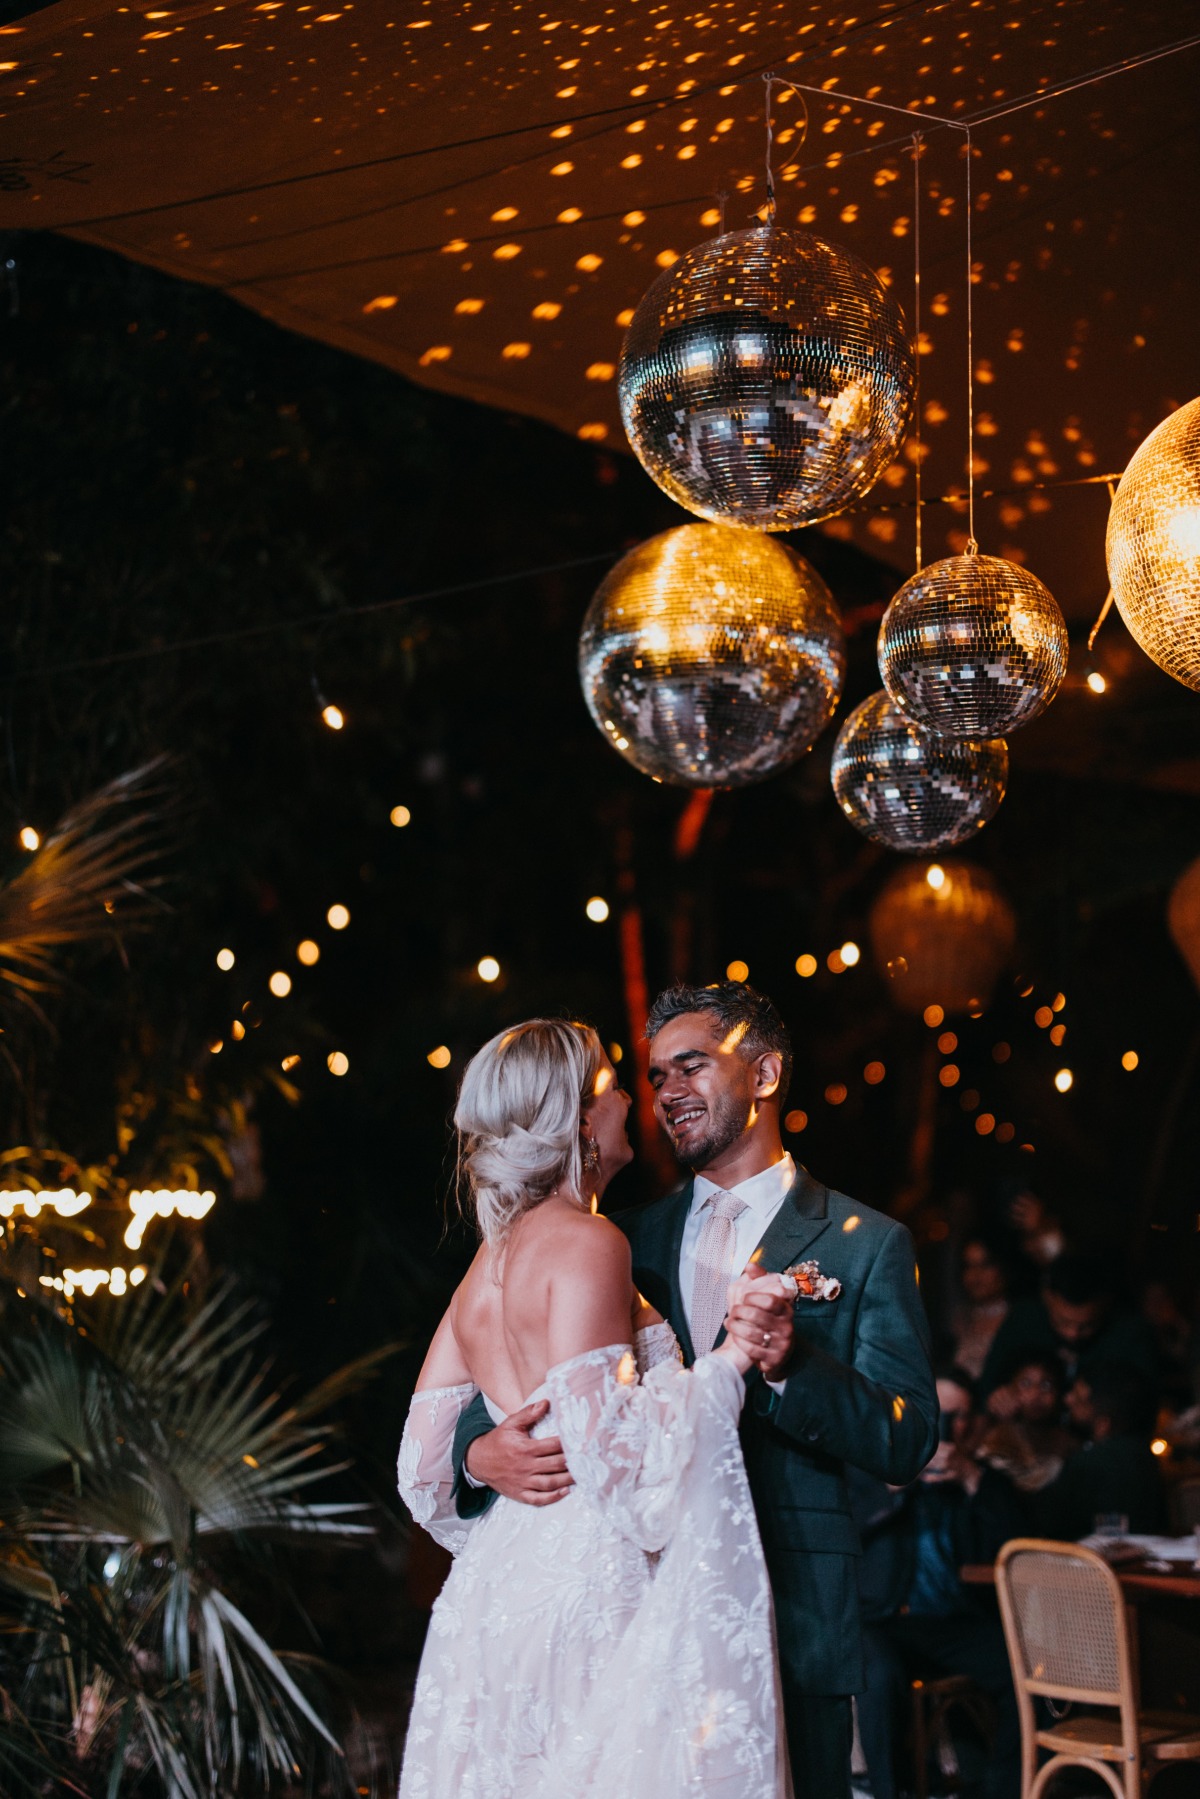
[43,1266,148,1299]
[321,704,345,730]
[18,826,39,851]
[0,1189,92,1218]
[925,864,946,890]
[1121,1050,1139,1071]
[839,941,861,967]
[923,1004,944,1027]
[784,1108,808,1132]
[297,939,320,965]
[390,805,412,827]
[327,1050,350,1076]
[827,948,847,974]
[586,896,610,922]
[269,970,292,997]
[427,1045,452,1069]
[726,960,749,982]
[231,1020,246,1041]
[795,954,818,978]
[477,956,501,982]
[124,1188,216,1250]
[216,947,236,970]
[1086,670,1107,694]
[610,1042,624,1063]
[1054,1068,1073,1093]
[281,1053,301,1070]
[327,904,350,930]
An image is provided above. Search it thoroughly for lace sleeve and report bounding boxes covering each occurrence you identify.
[397,1382,479,1555]
[545,1344,745,1554]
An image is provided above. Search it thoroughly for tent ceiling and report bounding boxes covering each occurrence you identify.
[3,0,1199,617]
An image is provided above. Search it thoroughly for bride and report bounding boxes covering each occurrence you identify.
[395,1017,792,1799]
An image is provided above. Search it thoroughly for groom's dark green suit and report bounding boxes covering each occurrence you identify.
[452,1164,938,1798]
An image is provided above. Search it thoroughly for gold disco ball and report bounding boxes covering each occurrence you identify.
[830,690,1007,852]
[878,548,1068,739]
[618,227,916,531]
[1107,396,1200,691]
[1167,854,1200,995]
[869,860,1017,1015]
[578,523,845,788]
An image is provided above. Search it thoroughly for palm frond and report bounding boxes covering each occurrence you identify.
[0,758,174,1017]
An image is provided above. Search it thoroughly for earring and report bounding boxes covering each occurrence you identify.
[581,1136,601,1176]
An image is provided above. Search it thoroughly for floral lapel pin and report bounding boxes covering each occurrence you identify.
[779,1258,842,1302]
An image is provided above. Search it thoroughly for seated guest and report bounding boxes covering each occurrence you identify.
[854,1367,1024,1799]
[950,1232,1012,1381]
[1035,1364,1169,1541]
[978,1353,1076,1494]
[979,1252,1159,1400]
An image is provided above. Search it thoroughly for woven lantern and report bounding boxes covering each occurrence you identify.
[1167,855,1200,995]
[869,860,1017,1016]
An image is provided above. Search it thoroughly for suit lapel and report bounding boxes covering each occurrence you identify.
[712,1164,830,1350]
[664,1180,697,1366]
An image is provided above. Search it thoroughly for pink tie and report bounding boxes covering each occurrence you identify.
[690,1189,749,1354]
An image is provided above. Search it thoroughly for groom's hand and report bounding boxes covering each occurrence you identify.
[463,1399,574,1505]
[724,1268,795,1380]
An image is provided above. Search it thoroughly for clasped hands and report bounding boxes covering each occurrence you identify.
[464,1265,795,1506]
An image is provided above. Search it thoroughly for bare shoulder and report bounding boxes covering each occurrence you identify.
[549,1207,630,1277]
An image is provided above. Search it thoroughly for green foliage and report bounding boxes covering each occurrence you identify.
[0,1273,393,1797]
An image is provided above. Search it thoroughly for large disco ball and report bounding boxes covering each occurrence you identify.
[1107,396,1200,691]
[619,227,916,531]
[878,549,1068,739]
[831,690,1007,851]
[578,523,845,788]
[869,860,1017,1015]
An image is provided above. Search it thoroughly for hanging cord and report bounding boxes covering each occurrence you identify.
[912,131,924,574]
[963,124,978,555]
[762,72,778,225]
[1087,479,1121,651]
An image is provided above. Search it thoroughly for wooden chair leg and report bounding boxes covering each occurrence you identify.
[912,1684,929,1799]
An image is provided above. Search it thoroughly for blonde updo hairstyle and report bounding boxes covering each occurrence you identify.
[455,1018,606,1248]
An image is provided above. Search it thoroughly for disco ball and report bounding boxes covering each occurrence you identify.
[878,548,1068,739]
[618,227,916,531]
[869,860,1016,1015]
[830,690,1007,852]
[578,523,845,788]
[1107,395,1200,691]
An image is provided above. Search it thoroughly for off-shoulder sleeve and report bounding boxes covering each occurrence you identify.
[397,1382,480,1554]
[545,1344,745,1554]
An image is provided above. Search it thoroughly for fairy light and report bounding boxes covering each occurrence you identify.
[18,826,39,851]
[478,956,501,982]
[44,1265,148,1299]
[795,954,818,978]
[923,1004,944,1028]
[427,1045,452,1069]
[268,970,292,997]
[327,1050,350,1076]
[726,959,749,982]
[1054,1068,1073,1093]
[281,1053,301,1071]
[926,864,946,890]
[216,947,236,971]
[390,805,412,827]
[585,896,610,922]
[297,939,320,965]
[784,1108,808,1132]
[124,1188,216,1250]
[839,941,861,967]
[827,948,847,974]
[326,904,350,930]
[1121,1050,1139,1071]
[1086,670,1107,694]
[321,704,345,731]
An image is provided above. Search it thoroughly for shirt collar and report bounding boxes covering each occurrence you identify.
[692,1150,796,1218]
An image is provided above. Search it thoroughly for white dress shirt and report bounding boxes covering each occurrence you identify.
[682,1151,797,1335]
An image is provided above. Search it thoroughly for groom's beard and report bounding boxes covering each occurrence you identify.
[676,1089,753,1172]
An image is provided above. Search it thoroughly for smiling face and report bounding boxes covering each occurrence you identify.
[647,1010,780,1174]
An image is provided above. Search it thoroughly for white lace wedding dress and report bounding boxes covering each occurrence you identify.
[395,1322,789,1799]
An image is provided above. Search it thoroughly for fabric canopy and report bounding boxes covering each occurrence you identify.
[3,0,1199,617]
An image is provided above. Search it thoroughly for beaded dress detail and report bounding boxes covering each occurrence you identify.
[395,1321,787,1798]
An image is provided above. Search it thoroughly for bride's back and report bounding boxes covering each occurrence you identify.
[448,1017,629,1413]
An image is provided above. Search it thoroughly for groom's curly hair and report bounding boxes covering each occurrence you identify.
[644,981,793,1105]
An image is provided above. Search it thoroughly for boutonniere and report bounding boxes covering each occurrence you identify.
[780,1259,842,1302]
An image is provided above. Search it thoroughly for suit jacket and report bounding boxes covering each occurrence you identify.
[452,1165,938,1694]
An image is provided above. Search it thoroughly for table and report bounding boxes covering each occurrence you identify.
[962,1552,1200,1602]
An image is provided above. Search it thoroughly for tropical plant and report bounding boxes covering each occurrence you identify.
[0,1268,395,1797]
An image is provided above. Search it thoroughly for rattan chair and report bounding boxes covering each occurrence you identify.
[995,1538,1200,1799]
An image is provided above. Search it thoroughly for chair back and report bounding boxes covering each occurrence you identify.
[995,1539,1135,1711]
[1171,1477,1200,1533]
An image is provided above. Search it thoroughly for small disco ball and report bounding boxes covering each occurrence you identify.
[830,690,1008,852]
[1107,395,1200,692]
[878,548,1068,739]
[578,522,845,788]
[618,227,916,531]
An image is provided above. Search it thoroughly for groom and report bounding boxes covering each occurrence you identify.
[453,980,938,1799]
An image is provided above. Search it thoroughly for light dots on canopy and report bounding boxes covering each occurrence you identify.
[619,227,916,530]
[1106,396,1200,692]
[579,523,845,789]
